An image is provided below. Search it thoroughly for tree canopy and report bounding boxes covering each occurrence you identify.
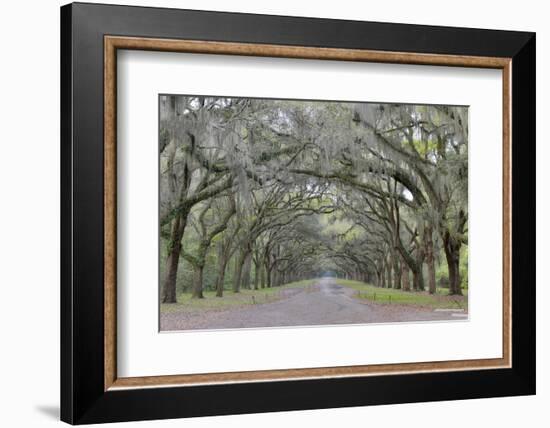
[159,95,468,302]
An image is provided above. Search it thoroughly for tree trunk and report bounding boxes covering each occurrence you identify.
[232,251,246,293]
[412,266,424,291]
[241,252,252,290]
[272,269,280,287]
[214,241,225,297]
[161,213,187,303]
[253,260,260,290]
[411,248,425,292]
[410,242,426,291]
[215,250,229,297]
[265,258,272,288]
[191,264,204,299]
[392,256,401,289]
[266,268,272,288]
[401,261,411,291]
[444,231,463,295]
[260,263,266,288]
[386,259,393,289]
[424,226,437,295]
[215,268,226,297]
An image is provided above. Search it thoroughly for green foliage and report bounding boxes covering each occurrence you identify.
[408,138,438,157]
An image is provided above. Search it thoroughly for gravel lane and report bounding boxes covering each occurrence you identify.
[160,278,466,331]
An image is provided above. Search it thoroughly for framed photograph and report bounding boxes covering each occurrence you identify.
[61,2,535,424]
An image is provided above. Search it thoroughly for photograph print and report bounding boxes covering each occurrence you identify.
[159,95,469,332]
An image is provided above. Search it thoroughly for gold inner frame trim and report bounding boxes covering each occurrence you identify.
[104,35,512,391]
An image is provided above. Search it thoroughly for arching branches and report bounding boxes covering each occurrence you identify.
[159,95,468,302]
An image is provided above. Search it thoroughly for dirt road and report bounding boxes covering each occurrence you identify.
[160,278,466,331]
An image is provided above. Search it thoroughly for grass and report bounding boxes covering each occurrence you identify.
[161,278,468,314]
[335,279,468,311]
[161,279,317,314]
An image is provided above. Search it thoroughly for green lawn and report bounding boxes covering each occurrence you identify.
[335,279,468,310]
[161,279,317,314]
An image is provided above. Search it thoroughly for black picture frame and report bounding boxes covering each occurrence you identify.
[61,2,535,424]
